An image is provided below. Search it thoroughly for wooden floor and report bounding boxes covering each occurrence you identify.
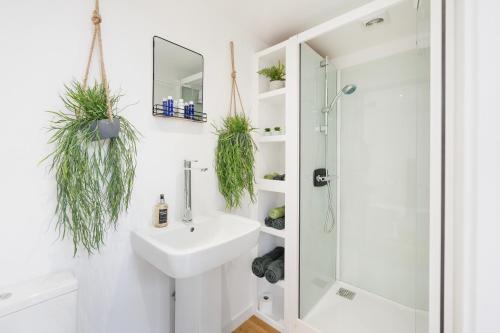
[233,315,280,333]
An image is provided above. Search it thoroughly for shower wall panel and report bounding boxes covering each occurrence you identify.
[338,49,430,310]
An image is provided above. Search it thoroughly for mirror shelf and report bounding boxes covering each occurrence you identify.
[152,104,207,123]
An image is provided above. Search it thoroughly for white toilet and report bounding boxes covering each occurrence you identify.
[0,272,78,333]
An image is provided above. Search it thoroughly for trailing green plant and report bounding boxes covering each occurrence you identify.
[257,61,286,81]
[215,42,257,209]
[43,80,139,255]
[214,113,257,209]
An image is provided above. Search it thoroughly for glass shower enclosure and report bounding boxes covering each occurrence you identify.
[298,1,431,332]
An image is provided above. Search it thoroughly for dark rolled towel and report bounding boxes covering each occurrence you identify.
[264,216,285,230]
[272,174,286,181]
[264,216,273,227]
[271,217,285,230]
[265,255,284,284]
[252,247,284,278]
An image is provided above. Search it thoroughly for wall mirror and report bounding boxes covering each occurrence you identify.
[153,36,205,122]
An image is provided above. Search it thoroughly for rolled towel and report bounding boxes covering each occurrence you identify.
[268,205,285,219]
[264,172,279,180]
[264,216,273,227]
[265,255,284,284]
[264,216,285,230]
[252,247,285,278]
[271,217,285,230]
[272,174,285,181]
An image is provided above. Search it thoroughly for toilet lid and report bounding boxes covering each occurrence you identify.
[0,272,77,318]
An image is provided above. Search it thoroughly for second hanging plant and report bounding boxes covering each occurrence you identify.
[214,42,257,209]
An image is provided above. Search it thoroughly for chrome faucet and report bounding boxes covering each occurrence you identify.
[183,160,208,223]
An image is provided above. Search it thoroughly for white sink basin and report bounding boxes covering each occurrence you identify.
[131,211,260,279]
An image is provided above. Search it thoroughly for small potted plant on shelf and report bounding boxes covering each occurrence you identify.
[258,61,286,91]
[264,127,272,136]
[273,126,283,135]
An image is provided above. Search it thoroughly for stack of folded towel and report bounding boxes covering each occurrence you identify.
[265,205,285,230]
[252,247,285,283]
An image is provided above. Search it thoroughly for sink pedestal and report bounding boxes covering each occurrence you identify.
[176,267,227,333]
[130,213,260,333]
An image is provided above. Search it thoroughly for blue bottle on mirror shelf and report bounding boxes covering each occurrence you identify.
[177,99,185,118]
[189,101,195,119]
[162,98,168,116]
[167,96,174,116]
[184,102,189,119]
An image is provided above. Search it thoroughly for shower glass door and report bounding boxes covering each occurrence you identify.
[299,43,338,318]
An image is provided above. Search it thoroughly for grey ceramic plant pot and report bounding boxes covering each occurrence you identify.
[90,117,120,140]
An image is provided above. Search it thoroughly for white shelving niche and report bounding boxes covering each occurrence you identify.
[251,40,289,332]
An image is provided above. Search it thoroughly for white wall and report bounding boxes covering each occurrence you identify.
[339,49,429,309]
[0,1,265,332]
[452,1,500,333]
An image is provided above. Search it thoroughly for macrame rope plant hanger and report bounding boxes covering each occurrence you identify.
[214,41,257,210]
[81,0,113,123]
[228,41,246,117]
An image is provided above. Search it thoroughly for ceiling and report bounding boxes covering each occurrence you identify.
[211,0,375,45]
[308,0,425,59]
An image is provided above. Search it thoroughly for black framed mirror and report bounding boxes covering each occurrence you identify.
[152,36,206,122]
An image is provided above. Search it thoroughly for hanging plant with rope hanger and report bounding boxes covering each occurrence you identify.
[42,0,139,255]
[214,42,257,209]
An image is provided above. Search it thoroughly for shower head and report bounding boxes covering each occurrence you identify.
[342,84,357,95]
[324,84,357,113]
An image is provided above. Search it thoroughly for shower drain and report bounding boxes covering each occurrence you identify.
[337,288,356,300]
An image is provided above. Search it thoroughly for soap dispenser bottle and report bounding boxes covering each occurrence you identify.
[154,194,168,228]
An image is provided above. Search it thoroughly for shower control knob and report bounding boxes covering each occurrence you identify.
[314,168,329,187]
[316,175,331,183]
